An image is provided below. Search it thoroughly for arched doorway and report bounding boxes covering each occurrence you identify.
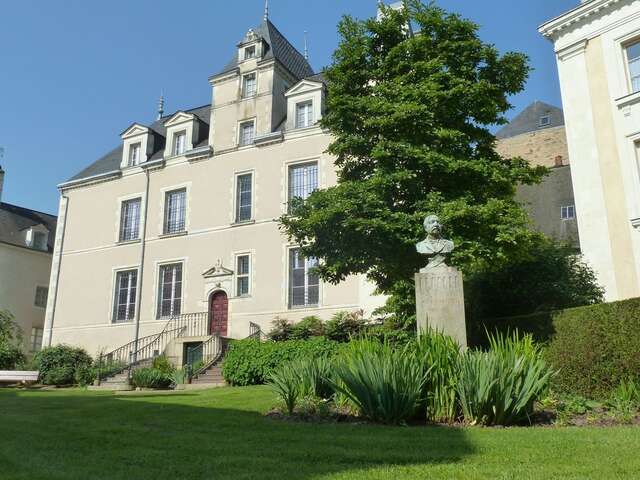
[209,291,228,336]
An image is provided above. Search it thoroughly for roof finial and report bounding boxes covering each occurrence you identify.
[157,91,165,120]
[304,31,309,61]
[264,0,269,21]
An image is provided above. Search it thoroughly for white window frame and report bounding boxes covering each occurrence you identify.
[244,45,256,60]
[157,262,183,319]
[112,269,138,323]
[30,327,43,353]
[288,248,320,308]
[287,161,319,211]
[234,172,253,223]
[32,231,48,251]
[235,253,251,297]
[539,115,550,127]
[561,205,576,220]
[34,285,48,309]
[296,100,314,128]
[238,119,256,147]
[173,130,187,156]
[242,72,257,98]
[119,197,142,242]
[128,142,141,167]
[625,39,640,94]
[163,188,187,235]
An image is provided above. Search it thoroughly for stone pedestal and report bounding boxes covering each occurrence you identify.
[415,266,467,348]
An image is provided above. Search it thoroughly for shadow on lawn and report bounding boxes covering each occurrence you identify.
[0,388,474,480]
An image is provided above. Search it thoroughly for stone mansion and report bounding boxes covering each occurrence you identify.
[42,16,384,356]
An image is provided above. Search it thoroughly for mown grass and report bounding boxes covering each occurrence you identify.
[1,386,639,479]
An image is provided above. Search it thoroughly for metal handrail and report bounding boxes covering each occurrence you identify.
[186,335,223,383]
[248,321,266,341]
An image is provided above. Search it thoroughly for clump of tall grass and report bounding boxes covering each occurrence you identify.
[412,330,461,423]
[457,331,555,426]
[266,360,303,415]
[297,355,334,400]
[331,338,427,425]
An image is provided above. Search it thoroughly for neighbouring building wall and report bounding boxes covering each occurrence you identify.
[495,126,569,169]
[0,243,52,353]
[540,0,640,301]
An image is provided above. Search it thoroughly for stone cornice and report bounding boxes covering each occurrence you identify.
[539,0,623,40]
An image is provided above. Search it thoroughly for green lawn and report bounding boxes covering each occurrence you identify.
[1,386,639,480]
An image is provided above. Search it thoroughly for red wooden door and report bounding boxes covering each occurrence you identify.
[209,291,228,336]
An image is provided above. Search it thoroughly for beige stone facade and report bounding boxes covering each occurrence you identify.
[540,0,640,301]
[495,126,569,169]
[43,19,384,357]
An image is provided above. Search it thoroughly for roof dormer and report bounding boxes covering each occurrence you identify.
[284,77,326,131]
[237,28,265,64]
[163,111,208,158]
[120,123,160,169]
[24,225,49,251]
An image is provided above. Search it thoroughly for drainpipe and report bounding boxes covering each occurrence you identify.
[45,195,69,347]
[132,169,151,362]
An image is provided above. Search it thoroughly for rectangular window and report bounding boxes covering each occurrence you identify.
[30,327,43,353]
[239,120,255,146]
[244,46,256,60]
[157,263,182,318]
[34,286,48,308]
[236,254,250,297]
[242,73,257,98]
[561,205,576,220]
[32,231,48,251]
[235,173,253,222]
[128,143,141,166]
[173,131,187,156]
[289,248,319,308]
[539,115,550,127]
[113,270,137,323]
[288,162,318,210]
[627,41,640,93]
[163,189,187,234]
[119,198,141,242]
[296,101,314,128]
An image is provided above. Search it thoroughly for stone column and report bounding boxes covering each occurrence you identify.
[415,266,467,348]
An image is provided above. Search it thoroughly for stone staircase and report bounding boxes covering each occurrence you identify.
[187,338,230,388]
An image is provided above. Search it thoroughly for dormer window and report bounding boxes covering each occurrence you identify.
[539,115,551,127]
[244,46,256,60]
[242,73,257,98]
[239,120,255,146]
[128,143,141,166]
[27,229,48,251]
[296,101,314,128]
[173,130,186,156]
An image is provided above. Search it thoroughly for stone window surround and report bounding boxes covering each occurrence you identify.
[152,258,187,321]
[238,118,257,147]
[241,71,258,98]
[286,246,321,309]
[158,182,191,238]
[233,169,255,224]
[109,265,140,325]
[115,192,145,245]
[234,251,252,298]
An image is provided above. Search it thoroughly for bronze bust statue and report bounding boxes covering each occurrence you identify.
[416,214,454,271]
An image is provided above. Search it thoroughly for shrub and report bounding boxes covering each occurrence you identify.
[266,361,303,415]
[412,330,461,423]
[131,368,173,389]
[222,338,340,386]
[324,311,367,342]
[608,377,640,419]
[268,317,293,341]
[546,298,640,399]
[74,364,96,387]
[34,345,93,386]
[331,338,426,425]
[152,355,175,375]
[0,310,23,345]
[0,342,26,370]
[457,331,555,426]
[290,316,324,340]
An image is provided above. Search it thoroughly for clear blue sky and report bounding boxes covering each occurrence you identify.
[0,0,576,215]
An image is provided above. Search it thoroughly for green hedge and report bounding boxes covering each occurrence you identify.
[469,311,555,347]
[34,345,93,386]
[222,337,340,386]
[546,298,640,399]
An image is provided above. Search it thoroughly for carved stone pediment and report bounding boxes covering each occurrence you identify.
[203,259,234,278]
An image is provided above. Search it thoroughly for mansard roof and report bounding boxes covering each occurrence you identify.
[214,19,314,81]
[496,101,565,140]
[0,202,57,252]
[66,104,211,183]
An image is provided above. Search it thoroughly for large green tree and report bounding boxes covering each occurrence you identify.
[281,2,585,320]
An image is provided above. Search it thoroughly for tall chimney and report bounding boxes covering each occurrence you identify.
[0,165,5,203]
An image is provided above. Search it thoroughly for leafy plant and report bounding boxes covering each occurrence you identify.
[171,368,188,386]
[0,310,22,345]
[331,338,427,425]
[266,361,303,415]
[608,377,640,420]
[152,355,175,375]
[412,330,461,423]
[297,355,334,400]
[268,317,293,341]
[457,331,555,426]
[0,342,26,370]
[34,345,93,386]
[324,311,367,342]
[290,316,325,340]
[131,368,173,389]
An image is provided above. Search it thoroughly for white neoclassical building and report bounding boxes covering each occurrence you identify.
[540,0,640,301]
[42,14,384,363]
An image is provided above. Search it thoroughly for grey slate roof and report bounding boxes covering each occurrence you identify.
[215,19,314,81]
[67,105,211,183]
[304,72,327,85]
[0,202,57,253]
[496,101,565,139]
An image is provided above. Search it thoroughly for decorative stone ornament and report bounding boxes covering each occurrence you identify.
[414,214,467,348]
